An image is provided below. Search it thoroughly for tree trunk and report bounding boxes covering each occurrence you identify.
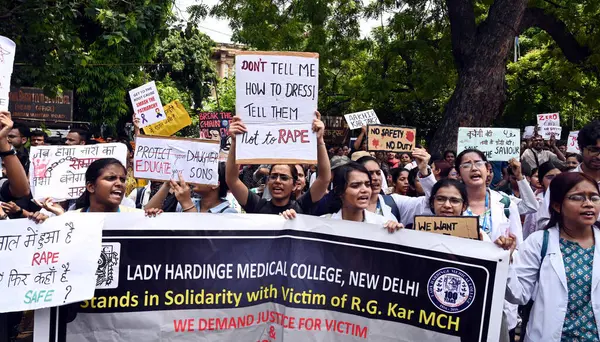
[429,0,528,154]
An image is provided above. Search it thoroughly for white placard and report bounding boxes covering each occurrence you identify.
[29,143,128,200]
[235,52,319,163]
[523,126,535,139]
[0,214,103,313]
[134,135,220,185]
[344,109,380,130]
[539,125,562,140]
[129,81,165,128]
[536,112,560,127]
[457,127,520,161]
[235,122,317,164]
[567,131,580,153]
[0,36,16,111]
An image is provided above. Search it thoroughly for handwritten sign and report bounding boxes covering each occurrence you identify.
[457,127,520,161]
[29,144,128,200]
[143,100,192,136]
[567,131,580,153]
[523,126,535,139]
[0,36,16,111]
[537,113,561,140]
[344,109,380,130]
[323,116,348,146]
[414,216,480,240]
[133,135,220,185]
[367,125,416,153]
[129,81,165,128]
[235,51,319,164]
[0,214,103,313]
[539,125,562,141]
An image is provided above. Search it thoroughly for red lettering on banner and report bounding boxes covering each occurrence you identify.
[278,129,309,144]
[31,251,60,266]
[135,160,172,175]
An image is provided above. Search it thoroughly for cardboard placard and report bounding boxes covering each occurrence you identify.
[457,127,520,161]
[133,135,220,185]
[235,51,319,164]
[414,216,480,240]
[143,100,192,136]
[0,36,16,111]
[567,131,580,153]
[344,109,380,130]
[367,124,416,153]
[129,81,165,128]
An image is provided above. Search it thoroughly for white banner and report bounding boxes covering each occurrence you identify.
[133,135,220,185]
[235,52,319,164]
[457,127,520,161]
[0,214,103,313]
[129,81,165,128]
[29,143,128,200]
[567,131,580,153]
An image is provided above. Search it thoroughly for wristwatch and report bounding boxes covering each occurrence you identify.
[0,148,16,158]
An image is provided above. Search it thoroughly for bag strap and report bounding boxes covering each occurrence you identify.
[499,194,511,219]
[135,187,146,209]
[540,229,549,261]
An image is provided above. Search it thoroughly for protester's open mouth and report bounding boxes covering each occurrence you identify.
[110,189,123,199]
[357,195,369,203]
[272,186,284,194]
[581,211,597,219]
[470,174,482,181]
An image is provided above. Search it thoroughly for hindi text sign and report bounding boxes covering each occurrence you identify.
[235,51,319,164]
[0,214,103,313]
[344,109,380,130]
[129,81,165,128]
[537,113,561,140]
[414,216,480,240]
[8,87,74,122]
[133,135,220,185]
[367,125,416,153]
[567,131,580,153]
[29,144,128,200]
[323,116,348,146]
[539,125,562,141]
[143,100,192,136]
[457,127,520,161]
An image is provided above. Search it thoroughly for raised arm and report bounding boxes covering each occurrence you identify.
[133,114,142,136]
[145,182,170,209]
[353,126,367,151]
[548,135,566,161]
[226,117,250,206]
[0,111,30,198]
[309,112,331,202]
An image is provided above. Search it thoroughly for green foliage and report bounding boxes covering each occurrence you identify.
[202,76,236,112]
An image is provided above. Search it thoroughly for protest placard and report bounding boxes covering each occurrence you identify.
[457,127,520,161]
[199,111,233,162]
[0,214,103,313]
[35,213,508,342]
[567,131,580,153]
[129,81,165,128]
[367,125,416,153]
[0,36,16,111]
[539,125,562,140]
[322,116,348,146]
[8,87,73,121]
[133,135,220,185]
[414,216,480,240]
[235,51,319,164]
[344,109,380,130]
[537,113,561,140]
[523,126,535,139]
[143,100,192,136]
[29,143,128,200]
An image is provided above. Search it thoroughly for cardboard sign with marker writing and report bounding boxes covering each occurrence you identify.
[367,125,416,153]
[414,216,480,240]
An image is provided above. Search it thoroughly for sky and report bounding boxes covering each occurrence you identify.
[174,0,387,44]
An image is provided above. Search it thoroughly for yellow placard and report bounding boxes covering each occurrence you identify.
[143,100,192,136]
[367,124,416,153]
[413,216,480,240]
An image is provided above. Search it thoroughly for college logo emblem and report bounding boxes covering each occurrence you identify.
[427,267,475,313]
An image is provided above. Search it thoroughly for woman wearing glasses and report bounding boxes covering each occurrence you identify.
[506,172,600,341]
[225,114,331,215]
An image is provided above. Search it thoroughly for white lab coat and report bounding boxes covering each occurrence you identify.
[506,225,600,342]
[504,178,539,215]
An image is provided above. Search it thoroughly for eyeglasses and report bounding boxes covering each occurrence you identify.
[434,196,464,206]
[459,160,486,170]
[566,194,600,204]
[584,146,600,157]
[269,173,292,182]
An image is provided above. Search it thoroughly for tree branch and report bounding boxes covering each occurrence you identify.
[519,7,591,64]
[445,0,477,69]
